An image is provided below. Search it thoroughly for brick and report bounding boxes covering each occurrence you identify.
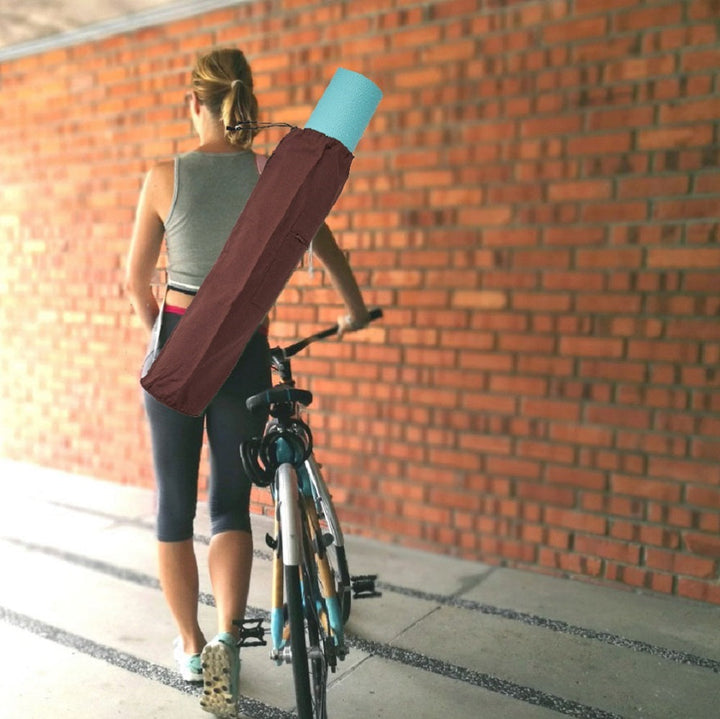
[498,333,555,353]
[512,292,572,312]
[566,131,633,156]
[676,579,720,604]
[452,290,508,309]
[521,115,583,137]
[516,355,574,376]
[549,423,613,447]
[638,126,714,150]
[574,536,641,564]
[489,375,548,396]
[606,564,675,594]
[582,201,647,223]
[559,336,624,359]
[681,46,720,72]
[545,507,607,535]
[614,3,683,32]
[646,549,716,579]
[440,329,493,351]
[647,247,720,268]
[458,205,513,226]
[486,456,542,480]
[604,55,676,82]
[660,97,720,125]
[628,340,699,364]
[543,16,607,44]
[617,175,689,199]
[655,198,720,221]
[692,438,720,462]
[576,248,643,268]
[587,406,652,430]
[522,398,580,421]
[517,440,575,464]
[684,533,720,559]
[547,180,612,202]
[649,457,720,485]
[611,474,682,502]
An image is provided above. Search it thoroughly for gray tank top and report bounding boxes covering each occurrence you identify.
[164,150,260,292]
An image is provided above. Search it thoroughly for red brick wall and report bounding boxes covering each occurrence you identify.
[1,0,719,603]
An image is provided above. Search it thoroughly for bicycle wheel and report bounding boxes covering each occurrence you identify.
[285,563,314,717]
[278,463,316,718]
[303,456,352,623]
[299,517,329,719]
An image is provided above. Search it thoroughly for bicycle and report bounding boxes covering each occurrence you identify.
[237,309,383,718]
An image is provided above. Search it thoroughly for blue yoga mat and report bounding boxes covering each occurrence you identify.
[305,68,383,153]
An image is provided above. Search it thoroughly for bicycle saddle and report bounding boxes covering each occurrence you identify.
[246,387,313,413]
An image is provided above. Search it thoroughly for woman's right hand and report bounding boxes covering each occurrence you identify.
[337,309,371,338]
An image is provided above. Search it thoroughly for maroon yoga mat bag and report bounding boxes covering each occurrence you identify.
[141,68,381,416]
[140,128,352,416]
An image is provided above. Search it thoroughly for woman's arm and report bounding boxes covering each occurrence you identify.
[311,223,370,333]
[124,164,170,334]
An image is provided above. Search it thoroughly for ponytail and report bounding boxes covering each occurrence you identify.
[191,48,259,149]
[222,78,259,148]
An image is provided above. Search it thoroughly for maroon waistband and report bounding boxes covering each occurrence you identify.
[165,304,186,316]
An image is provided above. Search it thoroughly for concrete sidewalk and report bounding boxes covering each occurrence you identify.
[0,458,718,719]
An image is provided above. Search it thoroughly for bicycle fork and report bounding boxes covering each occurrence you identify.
[269,463,347,663]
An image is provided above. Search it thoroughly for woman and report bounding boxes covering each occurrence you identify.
[125,48,370,716]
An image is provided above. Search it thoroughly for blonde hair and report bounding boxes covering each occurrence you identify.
[191,48,259,149]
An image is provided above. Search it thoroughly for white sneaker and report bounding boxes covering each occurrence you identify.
[173,637,203,682]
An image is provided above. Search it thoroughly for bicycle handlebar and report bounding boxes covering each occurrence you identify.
[276,308,383,361]
[248,309,383,413]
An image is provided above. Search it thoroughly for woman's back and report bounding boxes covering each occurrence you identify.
[164,150,259,294]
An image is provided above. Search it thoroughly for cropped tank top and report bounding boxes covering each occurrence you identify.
[164,150,260,293]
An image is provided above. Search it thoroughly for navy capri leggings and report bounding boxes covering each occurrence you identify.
[143,311,271,542]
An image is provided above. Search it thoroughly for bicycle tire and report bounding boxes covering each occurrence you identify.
[285,563,314,717]
[332,545,352,624]
[278,463,314,718]
[300,518,329,719]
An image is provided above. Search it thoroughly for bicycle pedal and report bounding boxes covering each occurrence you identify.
[233,617,267,648]
[351,574,381,599]
[265,532,277,550]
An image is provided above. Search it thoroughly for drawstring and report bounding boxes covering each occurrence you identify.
[226,121,298,132]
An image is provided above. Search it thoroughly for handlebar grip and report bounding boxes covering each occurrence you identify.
[368,308,383,322]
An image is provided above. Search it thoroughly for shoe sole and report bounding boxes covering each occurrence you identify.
[199,642,237,717]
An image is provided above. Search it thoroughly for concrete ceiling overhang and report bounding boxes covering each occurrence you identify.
[0,0,246,61]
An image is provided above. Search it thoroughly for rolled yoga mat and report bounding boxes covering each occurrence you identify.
[140,69,382,416]
[306,68,382,152]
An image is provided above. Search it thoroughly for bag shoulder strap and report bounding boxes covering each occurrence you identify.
[255,153,269,175]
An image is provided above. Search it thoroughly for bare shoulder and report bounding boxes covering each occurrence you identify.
[146,159,175,189]
[144,159,176,218]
